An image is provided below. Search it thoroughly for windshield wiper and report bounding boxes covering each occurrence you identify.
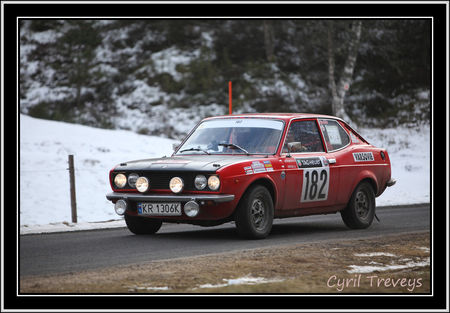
[179,147,210,155]
[218,143,250,155]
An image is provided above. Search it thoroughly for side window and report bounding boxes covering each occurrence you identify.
[342,123,363,144]
[283,120,324,153]
[319,119,350,151]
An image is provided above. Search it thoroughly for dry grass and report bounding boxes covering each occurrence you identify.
[20,231,430,294]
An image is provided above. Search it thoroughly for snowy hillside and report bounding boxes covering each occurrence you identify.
[20,20,430,136]
[19,115,430,231]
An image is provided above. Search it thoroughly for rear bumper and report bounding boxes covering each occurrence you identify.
[106,192,235,203]
[386,178,396,187]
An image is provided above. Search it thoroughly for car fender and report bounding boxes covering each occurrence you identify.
[217,160,281,210]
[347,170,379,202]
[241,173,279,207]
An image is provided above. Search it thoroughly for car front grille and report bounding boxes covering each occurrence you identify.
[146,172,196,190]
[112,171,205,191]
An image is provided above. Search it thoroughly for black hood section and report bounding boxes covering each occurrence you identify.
[113,155,264,172]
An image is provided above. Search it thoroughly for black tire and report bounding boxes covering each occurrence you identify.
[124,213,163,235]
[340,181,375,229]
[235,185,274,239]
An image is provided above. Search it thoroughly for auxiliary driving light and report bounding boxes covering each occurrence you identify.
[169,177,184,194]
[136,176,149,193]
[184,200,200,217]
[114,199,127,215]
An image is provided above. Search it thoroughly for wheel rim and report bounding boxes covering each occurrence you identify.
[251,198,266,231]
[355,190,370,219]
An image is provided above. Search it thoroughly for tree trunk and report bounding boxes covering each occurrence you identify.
[327,21,362,123]
[327,22,339,116]
[75,50,82,108]
[263,20,275,62]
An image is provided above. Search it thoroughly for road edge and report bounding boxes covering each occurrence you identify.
[19,203,430,236]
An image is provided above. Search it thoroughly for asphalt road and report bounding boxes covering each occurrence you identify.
[20,204,429,277]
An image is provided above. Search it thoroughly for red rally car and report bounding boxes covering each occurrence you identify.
[106,113,396,239]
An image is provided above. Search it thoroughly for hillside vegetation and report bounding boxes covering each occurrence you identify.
[20,19,430,139]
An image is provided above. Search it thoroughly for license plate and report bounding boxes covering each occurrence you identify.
[137,202,181,216]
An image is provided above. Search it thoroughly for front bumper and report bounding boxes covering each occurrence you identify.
[106,192,235,203]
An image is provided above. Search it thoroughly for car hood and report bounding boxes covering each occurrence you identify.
[113,155,265,172]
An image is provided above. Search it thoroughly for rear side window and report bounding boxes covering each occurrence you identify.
[342,123,364,144]
[319,119,350,151]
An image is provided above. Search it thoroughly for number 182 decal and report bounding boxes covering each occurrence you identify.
[297,157,330,203]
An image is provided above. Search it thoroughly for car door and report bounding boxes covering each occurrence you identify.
[317,119,352,207]
[281,119,339,211]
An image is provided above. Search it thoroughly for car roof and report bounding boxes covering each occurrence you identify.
[203,113,343,122]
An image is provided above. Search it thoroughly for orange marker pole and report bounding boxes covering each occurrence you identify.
[228,81,232,115]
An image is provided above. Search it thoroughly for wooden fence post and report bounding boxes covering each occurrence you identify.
[68,154,77,223]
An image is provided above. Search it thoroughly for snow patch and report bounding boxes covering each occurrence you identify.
[347,257,430,274]
[354,252,397,257]
[20,219,125,235]
[151,47,200,81]
[128,285,170,292]
[193,276,284,289]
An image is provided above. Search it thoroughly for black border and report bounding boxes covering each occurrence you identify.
[4,1,447,311]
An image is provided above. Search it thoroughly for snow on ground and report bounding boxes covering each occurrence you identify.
[193,276,285,290]
[19,114,176,230]
[127,285,171,292]
[353,252,397,257]
[19,115,430,234]
[358,125,430,206]
[126,275,285,292]
[347,257,430,274]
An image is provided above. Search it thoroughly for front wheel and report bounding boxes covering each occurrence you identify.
[340,181,375,229]
[235,185,274,239]
[125,213,162,235]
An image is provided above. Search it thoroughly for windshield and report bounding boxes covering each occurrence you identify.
[176,118,284,155]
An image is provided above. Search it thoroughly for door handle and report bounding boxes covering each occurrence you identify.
[328,158,336,164]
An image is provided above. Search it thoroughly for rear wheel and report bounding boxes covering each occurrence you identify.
[125,213,162,235]
[340,181,375,229]
[235,185,274,239]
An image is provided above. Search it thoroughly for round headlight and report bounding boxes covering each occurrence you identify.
[114,173,127,188]
[128,173,139,188]
[208,175,220,191]
[136,177,149,193]
[169,177,184,194]
[194,175,207,190]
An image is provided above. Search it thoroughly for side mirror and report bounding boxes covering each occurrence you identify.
[172,143,180,151]
[287,142,305,154]
[287,142,294,152]
[286,142,293,157]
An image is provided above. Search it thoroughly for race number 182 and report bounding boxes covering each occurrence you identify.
[301,168,329,202]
